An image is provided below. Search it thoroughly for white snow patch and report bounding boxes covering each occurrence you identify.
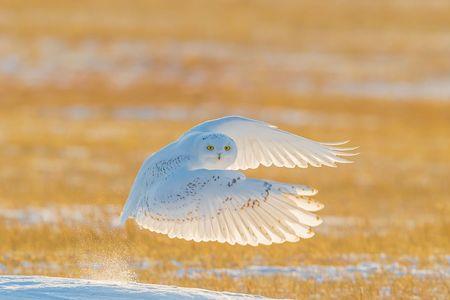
[2,37,447,100]
[0,275,267,299]
[0,205,121,227]
[40,104,376,129]
[179,262,450,282]
[327,79,450,101]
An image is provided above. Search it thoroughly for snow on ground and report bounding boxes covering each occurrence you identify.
[178,262,450,283]
[0,276,267,300]
[0,205,121,228]
[40,104,371,129]
[2,256,448,283]
[1,37,448,100]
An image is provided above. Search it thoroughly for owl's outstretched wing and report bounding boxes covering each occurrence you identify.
[120,148,190,225]
[120,155,156,225]
[186,116,358,170]
[132,169,324,246]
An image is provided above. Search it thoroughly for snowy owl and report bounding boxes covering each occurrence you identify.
[120,116,357,246]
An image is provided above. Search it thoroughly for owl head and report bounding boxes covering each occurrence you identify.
[193,133,237,169]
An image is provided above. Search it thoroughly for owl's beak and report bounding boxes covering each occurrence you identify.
[217,153,222,160]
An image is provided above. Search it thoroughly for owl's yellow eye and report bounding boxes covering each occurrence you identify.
[206,145,214,151]
[224,145,231,151]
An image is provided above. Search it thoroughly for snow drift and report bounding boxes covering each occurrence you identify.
[0,275,266,299]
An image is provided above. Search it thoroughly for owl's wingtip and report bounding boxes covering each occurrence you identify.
[119,213,129,226]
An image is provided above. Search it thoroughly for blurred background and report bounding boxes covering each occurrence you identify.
[0,1,449,299]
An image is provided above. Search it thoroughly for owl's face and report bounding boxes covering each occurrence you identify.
[196,133,237,169]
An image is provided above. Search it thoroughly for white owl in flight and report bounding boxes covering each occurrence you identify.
[120,116,357,246]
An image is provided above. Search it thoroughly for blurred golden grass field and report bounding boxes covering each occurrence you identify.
[0,1,450,299]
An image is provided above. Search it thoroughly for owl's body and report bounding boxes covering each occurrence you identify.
[120,116,357,246]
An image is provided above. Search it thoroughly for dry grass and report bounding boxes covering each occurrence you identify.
[0,1,449,299]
